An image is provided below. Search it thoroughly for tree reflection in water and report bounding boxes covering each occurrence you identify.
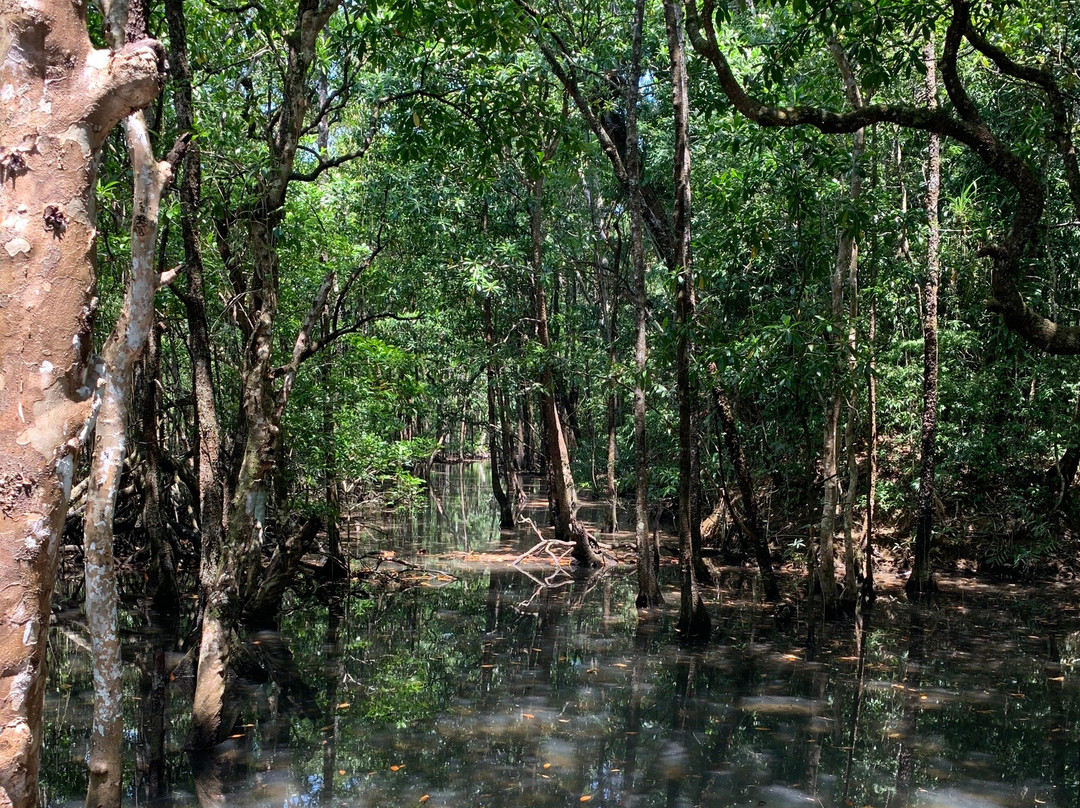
[38,464,1080,807]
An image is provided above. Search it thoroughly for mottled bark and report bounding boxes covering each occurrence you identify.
[163,0,236,755]
[83,94,181,807]
[187,0,341,749]
[0,3,164,804]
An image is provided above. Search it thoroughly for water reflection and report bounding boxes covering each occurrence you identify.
[42,464,1080,808]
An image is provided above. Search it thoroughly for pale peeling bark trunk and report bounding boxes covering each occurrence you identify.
[629,0,662,608]
[909,41,941,600]
[0,4,164,805]
[83,97,179,808]
[666,0,710,642]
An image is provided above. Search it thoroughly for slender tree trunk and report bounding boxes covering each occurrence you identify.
[863,138,880,608]
[498,386,527,506]
[712,380,781,601]
[604,323,619,534]
[828,39,865,611]
[666,0,710,641]
[140,319,180,615]
[530,175,602,565]
[908,40,941,600]
[320,308,346,581]
[485,296,515,528]
[629,0,663,608]
[522,395,535,471]
[0,4,163,804]
[162,0,237,752]
[818,390,842,612]
[83,81,181,805]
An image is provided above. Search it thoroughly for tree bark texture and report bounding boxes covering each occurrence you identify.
[629,0,663,608]
[828,38,865,611]
[187,0,340,749]
[666,0,710,641]
[83,97,180,808]
[0,4,164,804]
[484,296,515,528]
[531,176,603,566]
[909,40,941,600]
[712,380,781,601]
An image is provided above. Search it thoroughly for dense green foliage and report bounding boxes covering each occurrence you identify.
[88,0,1080,583]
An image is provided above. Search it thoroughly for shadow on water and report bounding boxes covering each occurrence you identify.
[41,463,1080,807]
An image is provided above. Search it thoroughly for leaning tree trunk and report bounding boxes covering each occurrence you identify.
[909,40,941,600]
[531,175,602,566]
[666,0,710,642]
[711,379,781,601]
[629,0,663,608]
[0,4,164,805]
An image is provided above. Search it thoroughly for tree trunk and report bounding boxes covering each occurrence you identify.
[0,6,163,804]
[827,39,865,612]
[629,0,663,609]
[863,141,880,609]
[83,60,180,803]
[531,175,602,566]
[187,0,341,748]
[604,322,619,535]
[320,307,346,582]
[484,296,515,528]
[908,40,941,600]
[666,0,710,642]
[140,321,180,616]
[163,0,237,753]
[712,380,781,601]
[498,385,526,507]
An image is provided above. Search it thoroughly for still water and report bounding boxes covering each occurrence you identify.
[42,463,1080,807]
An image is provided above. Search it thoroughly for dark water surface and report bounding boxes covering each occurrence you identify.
[42,463,1080,807]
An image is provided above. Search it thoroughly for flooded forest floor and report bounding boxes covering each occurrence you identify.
[41,463,1080,808]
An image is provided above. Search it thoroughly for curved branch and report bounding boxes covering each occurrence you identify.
[684,0,1080,355]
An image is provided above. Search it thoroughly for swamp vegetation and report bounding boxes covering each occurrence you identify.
[2,0,1080,804]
